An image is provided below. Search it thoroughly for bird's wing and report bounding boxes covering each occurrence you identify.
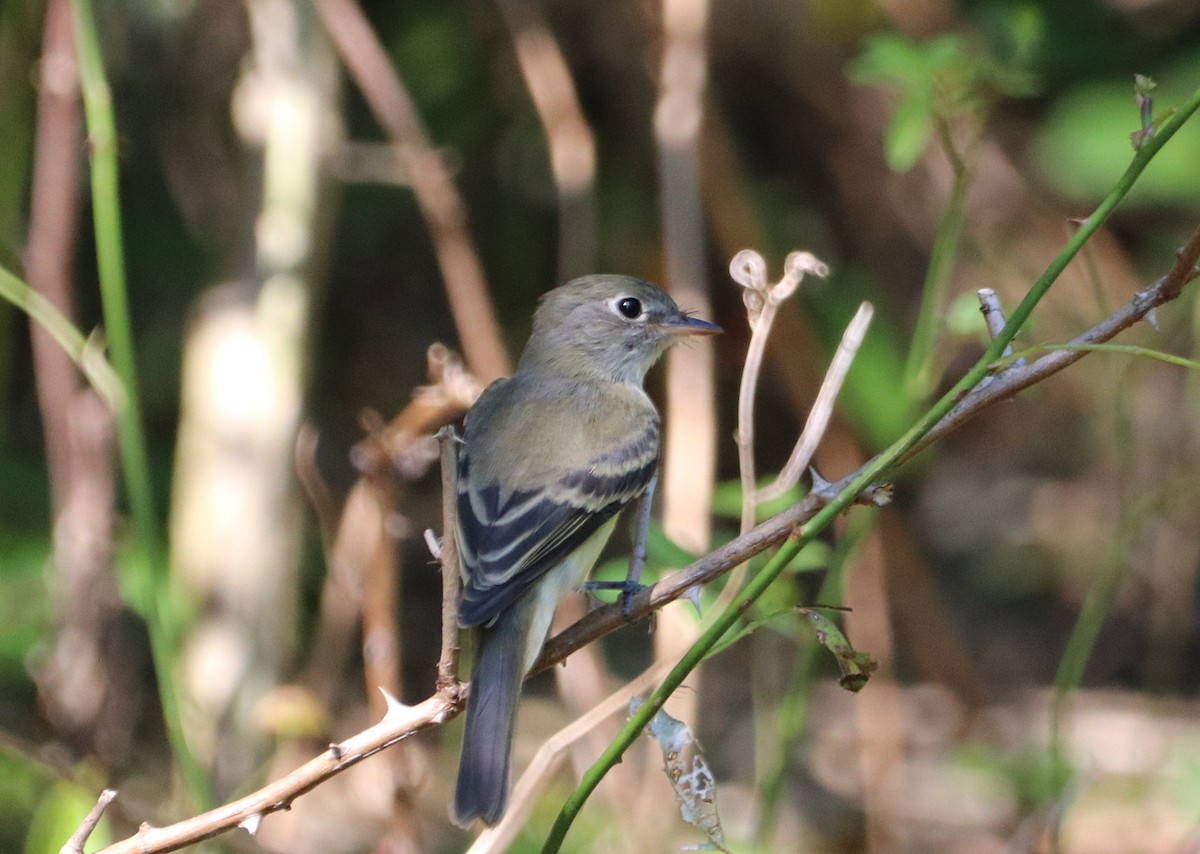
[455,422,658,628]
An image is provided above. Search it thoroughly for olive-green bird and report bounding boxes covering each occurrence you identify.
[451,274,720,827]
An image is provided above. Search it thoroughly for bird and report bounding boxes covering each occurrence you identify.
[451,274,720,827]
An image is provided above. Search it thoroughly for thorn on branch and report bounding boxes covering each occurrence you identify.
[379,687,410,722]
[808,467,834,499]
[423,528,442,560]
[237,813,263,837]
[683,586,703,617]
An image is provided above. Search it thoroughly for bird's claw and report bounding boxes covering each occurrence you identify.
[584,579,650,619]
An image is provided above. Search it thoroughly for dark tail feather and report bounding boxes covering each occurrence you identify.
[452,609,527,827]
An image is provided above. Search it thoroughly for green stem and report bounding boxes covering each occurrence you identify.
[1048,376,1146,802]
[756,512,871,843]
[541,86,1200,853]
[0,265,124,408]
[1048,524,1139,781]
[70,0,210,807]
[1007,342,1200,373]
[903,153,972,401]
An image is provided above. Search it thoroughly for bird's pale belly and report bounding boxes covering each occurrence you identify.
[520,516,619,673]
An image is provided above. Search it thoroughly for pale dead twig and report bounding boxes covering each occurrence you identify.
[649,0,716,833]
[93,694,461,854]
[755,301,874,504]
[61,788,116,854]
[85,230,1200,854]
[976,288,1012,351]
[536,225,1200,672]
[906,220,1200,459]
[298,345,479,715]
[715,249,840,617]
[467,659,676,854]
[313,0,511,383]
[975,288,1019,392]
[496,0,597,281]
[93,428,472,854]
[436,427,463,690]
[728,250,830,533]
[26,0,82,518]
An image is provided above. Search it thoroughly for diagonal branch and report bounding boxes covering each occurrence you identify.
[533,222,1200,675]
[85,222,1200,854]
[314,0,511,383]
[93,429,471,854]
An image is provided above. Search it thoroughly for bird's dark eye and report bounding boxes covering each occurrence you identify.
[616,297,643,319]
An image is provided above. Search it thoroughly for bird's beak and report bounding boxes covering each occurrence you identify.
[659,313,722,336]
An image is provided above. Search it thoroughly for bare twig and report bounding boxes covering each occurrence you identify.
[756,301,874,503]
[94,426,473,854]
[1158,223,1200,300]
[300,344,478,708]
[86,227,1200,854]
[93,694,461,854]
[61,788,116,854]
[657,0,717,559]
[314,0,510,382]
[719,249,829,613]
[26,0,82,517]
[496,0,597,280]
[437,427,463,690]
[977,288,1015,356]
[466,659,675,854]
[907,220,1200,459]
[535,226,1200,673]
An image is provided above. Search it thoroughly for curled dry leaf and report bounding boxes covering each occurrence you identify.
[800,608,878,692]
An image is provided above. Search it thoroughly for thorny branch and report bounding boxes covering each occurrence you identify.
[93,430,471,854]
[533,225,1200,674]
[86,225,1200,854]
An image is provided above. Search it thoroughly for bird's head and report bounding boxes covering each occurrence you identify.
[518,275,721,385]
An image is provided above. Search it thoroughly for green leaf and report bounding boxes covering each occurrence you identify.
[884,91,934,171]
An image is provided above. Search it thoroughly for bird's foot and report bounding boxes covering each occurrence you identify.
[584,579,650,619]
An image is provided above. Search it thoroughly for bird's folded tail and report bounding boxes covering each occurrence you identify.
[452,606,529,827]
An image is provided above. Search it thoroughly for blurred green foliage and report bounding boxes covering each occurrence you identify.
[1,0,1200,849]
[1035,63,1200,204]
[23,781,113,854]
[851,26,1039,171]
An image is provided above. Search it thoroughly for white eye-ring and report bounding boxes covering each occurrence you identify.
[611,295,646,321]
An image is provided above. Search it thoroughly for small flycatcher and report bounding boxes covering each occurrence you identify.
[451,274,720,826]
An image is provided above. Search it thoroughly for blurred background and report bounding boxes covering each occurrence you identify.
[3,0,1200,851]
